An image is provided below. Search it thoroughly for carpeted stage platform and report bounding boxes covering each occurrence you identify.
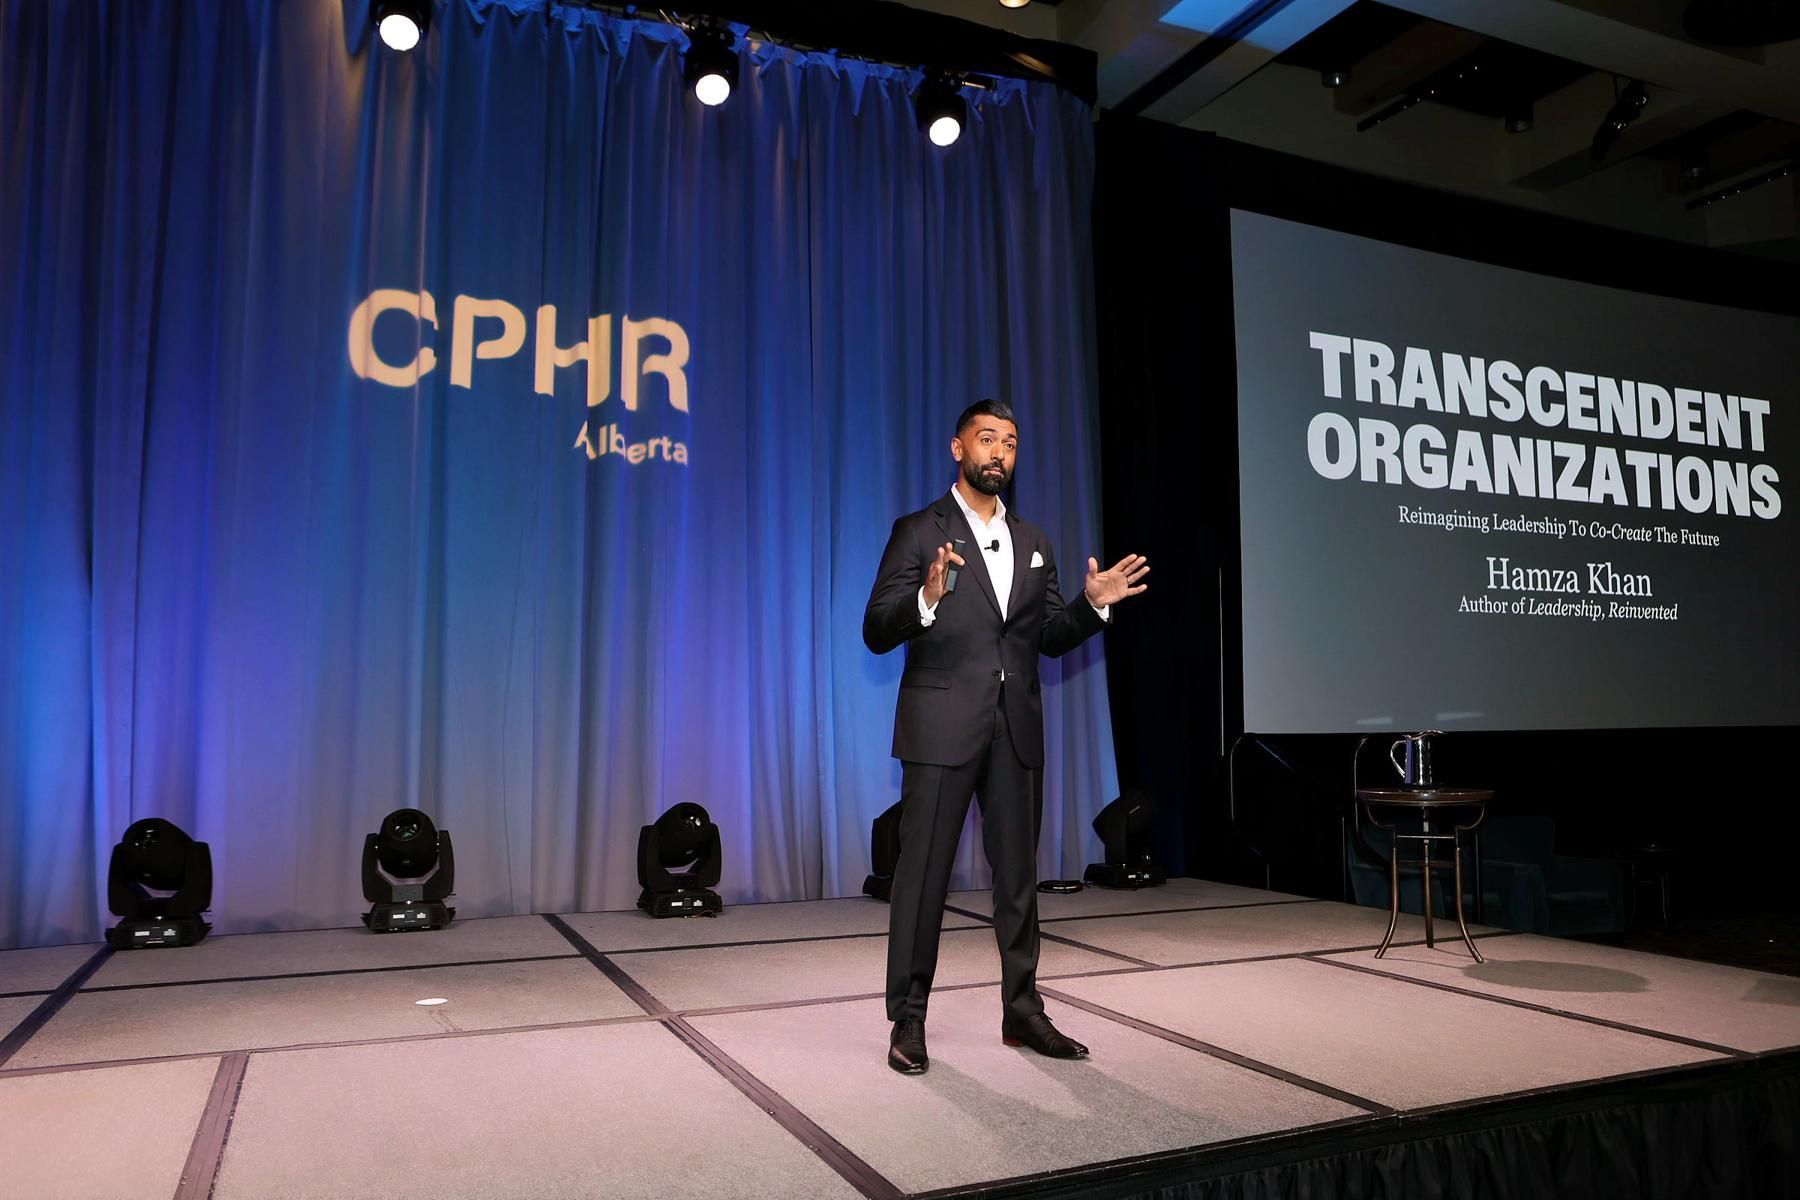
[2,879,1795,1198]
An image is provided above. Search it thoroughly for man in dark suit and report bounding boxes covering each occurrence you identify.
[863,398,1148,1074]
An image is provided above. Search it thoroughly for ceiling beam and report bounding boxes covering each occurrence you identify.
[1131,0,1359,122]
[1502,77,1727,191]
[1381,0,1800,125]
[1331,21,1486,116]
[1054,0,1206,110]
[1669,118,1800,195]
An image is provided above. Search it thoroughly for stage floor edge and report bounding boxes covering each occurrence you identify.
[2,878,1795,1199]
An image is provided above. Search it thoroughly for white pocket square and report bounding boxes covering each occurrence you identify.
[1029,551,1045,568]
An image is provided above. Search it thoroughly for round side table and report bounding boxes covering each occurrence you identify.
[1356,787,1493,962]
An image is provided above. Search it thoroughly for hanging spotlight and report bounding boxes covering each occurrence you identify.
[105,819,213,949]
[638,802,724,916]
[1591,79,1648,161]
[1604,80,1650,130]
[1083,790,1166,890]
[1321,68,1351,89]
[862,801,905,902]
[362,808,456,932]
[684,26,739,107]
[372,0,429,53]
[915,77,968,148]
[1505,103,1534,134]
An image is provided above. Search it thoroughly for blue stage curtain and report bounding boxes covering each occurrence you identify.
[0,0,1117,948]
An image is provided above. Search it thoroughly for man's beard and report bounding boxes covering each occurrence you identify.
[964,458,1010,496]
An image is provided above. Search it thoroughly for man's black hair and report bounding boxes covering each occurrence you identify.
[954,398,1016,435]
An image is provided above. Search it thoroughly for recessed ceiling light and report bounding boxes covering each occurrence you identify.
[415,997,449,1006]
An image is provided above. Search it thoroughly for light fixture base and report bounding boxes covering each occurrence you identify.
[1082,863,1165,890]
[107,915,211,950]
[638,887,723,918]
[363,900,455,932]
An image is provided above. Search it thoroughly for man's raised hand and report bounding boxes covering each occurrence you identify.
[922,541,967,609]
[1084,554,1149,608]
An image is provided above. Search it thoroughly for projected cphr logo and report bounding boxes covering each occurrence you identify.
[347,289,692,466]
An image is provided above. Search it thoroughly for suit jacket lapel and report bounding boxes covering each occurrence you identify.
[1006,511,1031,626]
[933,497,1002,620]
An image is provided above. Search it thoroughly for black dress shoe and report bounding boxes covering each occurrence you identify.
[1001,1012,1088,1059]
[889,1018,928,1074]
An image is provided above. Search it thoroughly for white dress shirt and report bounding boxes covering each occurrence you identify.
[917,486,1109,636]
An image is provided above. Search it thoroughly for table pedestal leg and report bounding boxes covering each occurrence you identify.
[1377,827,1400,958]
[1421,816,1435,949]
[1452,831,1484,963]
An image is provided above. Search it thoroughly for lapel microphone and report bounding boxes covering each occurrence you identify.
[986,539,1000,552]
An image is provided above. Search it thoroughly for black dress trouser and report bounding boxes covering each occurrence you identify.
[885,689,1044,1023]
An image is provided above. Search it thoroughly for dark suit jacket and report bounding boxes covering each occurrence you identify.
[862,493,1107,769]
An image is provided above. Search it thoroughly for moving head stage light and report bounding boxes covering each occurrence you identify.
[638,803,723,917]
[1084,790,1166,890]
[683,24,739,107]
[862,800,905,902]
[106,818,213,949]
[362,808,456,932]
[914,76,968,147]
[372,0,429,52]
